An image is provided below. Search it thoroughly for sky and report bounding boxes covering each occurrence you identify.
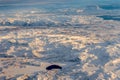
[0,0,71,5]
[0,0,120,11]
[0,0,119,5]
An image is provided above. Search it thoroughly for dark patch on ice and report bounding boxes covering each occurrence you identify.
[0,54,14,58]
[99,5,120,10]
[0,67,2,73]
[46,65,62,70]
[85,5,100,11]
[0,76,6,80]
[22,62,40,67]
[97,15,120,21]
[68,58,81,63]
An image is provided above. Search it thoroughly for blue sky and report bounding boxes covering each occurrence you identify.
[0,0,119,5]
[0,0,118,5]
[0,0,70,5]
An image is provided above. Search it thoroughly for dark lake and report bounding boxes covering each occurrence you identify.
[97,15,120,21]
[99,5,120,10]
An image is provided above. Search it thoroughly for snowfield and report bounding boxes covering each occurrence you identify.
[0,19,120,80]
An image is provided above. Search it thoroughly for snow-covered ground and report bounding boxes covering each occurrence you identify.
[0,0,120,80]
[0,19,120,80]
